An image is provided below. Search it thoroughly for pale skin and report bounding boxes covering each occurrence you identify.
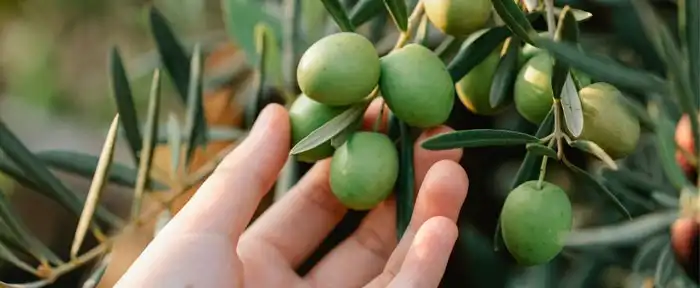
[115,100,469,288]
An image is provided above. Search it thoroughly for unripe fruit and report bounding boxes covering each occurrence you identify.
[297,32,380,106]
[330,132,399,210]
[514,53,554,124]
[500,180,572,266]
[675,113,698,175]
[577,82,640,159]
[424,0,492,36]
[379,44,454,128]
[456,44,504,115]
[289,94,347,163]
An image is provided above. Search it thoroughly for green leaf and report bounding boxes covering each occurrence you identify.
[350,0,385,27]
[687,0,700,109]
[0,238,38,275]
[421,129,539,151]
[246,23,274,129]
[396,120,415,240]
[553,6,592,22]
[570,140,618,170]
[109,47,142,165]
[290,102,368,155]
[71,115,122,258]
[489,37,520,108]
[320,0,356,32]
[562,160,631,219]
[654,244,673,287]
[651,192,678,208]
[603,177,656,212]
[601,168,672,196]
[0,160,43,196]
[551,5,579,101]
[166,114,182,180]
[382,0,408,32]
[447,27,512,82]
[632,235,668,272]
[131,70,162,221]
[82,253,111,288]
[533,37,667,94]
[183,44,206,171]
[490,0,537,44]
[564,210,677,247]
[646,100,693,191]
[525,143,557,159]
[510,108,554,190]
[619,96,656,132]
[559,73,584,137]
[0,121,120,227]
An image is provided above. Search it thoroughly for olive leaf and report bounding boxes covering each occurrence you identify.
[525,143,558,159]
[0,238,37,275]
[510,108,554,190]
[396,120,415,240]
[550,5,579,100]
[290,102,368,155]
[382,0,408,32]
[651,192,678,208]
[560,73,584,138]
[489,37,520,109]
[562,160,631,219]
[533,37,667,94]
[646,100,693,191]
[601,168,671,196]
[82,253,111,288]
[619,96,656,132]
[421,129,540,150]
[183,44,205,170]
[320,0,356,32]
[490,0,537,44]
[687,0,700,108]
[246,23,274,128]
[349,0,385,27]
[653,244,674,287]
[604,177,657,212]
[570,140,618,170]
[447,27,512,82]
[632,235,668,272]
[166,113,182,179]
[109,47,141,165]
[552,6,592,22]
[564,210,677,247]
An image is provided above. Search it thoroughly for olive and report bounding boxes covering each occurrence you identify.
[455,38,505,115]
[424,0,492,36]
[289,94,348,163]
[514,53,554,124]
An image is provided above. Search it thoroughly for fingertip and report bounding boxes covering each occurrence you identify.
[418,216,459,245]
[415,126,463,162]
[426,160,469,192]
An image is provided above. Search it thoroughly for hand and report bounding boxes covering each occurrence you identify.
[115,100,469,288]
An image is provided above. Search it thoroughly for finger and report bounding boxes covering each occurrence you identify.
[361,98,390,132]
[413,126,463,191]
[237,159,348,268]
[366,160,468,287]
[387,216,458,288]
[164,104,290,241]
[305,160,467,286]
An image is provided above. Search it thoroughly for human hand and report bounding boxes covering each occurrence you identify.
[115,100,469,288]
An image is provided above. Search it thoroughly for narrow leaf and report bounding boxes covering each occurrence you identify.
[551,6,579,100]
[81,254,111,288]
[534,37,667,94]
[183,44,205,170]
[290,103,368,155]
[687,0,700,109]
[601,168,671,196]
[330,127,352,148]
[349,0,384,27]
[447,27,512,82]
[620,96,656,132]
[71,115,121,258]
[131,70,162,222]
[0,239,38,275]
[421,129,539,151]
[654,244,673,287]
[396,120,414,240]
[553,6,592,22]
[510,108,554,190]
[560,73,583,137]
[109,47,142,165]
[489,37,520,108]
[321,0,356,32]
[246,23,271,129]
[564,210,677,247]
[0,160,43,196]
[525,143,558,159]
[490,0,537,44]
[562,160,631,219]
[647,100,693,191]
[570,140,618,170]
[651,192,678,208]
[166,114,182,180]
[382,0,408,32]
[632,235,668,272]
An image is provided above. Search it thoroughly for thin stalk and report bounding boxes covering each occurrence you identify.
[372,99,386,132]
[544,0,557,36]
[393,0,425,50]
[537,137,556,189]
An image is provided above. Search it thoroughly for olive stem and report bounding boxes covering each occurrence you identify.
[553,100,565,160]
[393,0,425,50]
[544,0,557,37]
[537,137,556,190]
[373,98,386,132]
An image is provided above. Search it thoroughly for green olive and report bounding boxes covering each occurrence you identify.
[500,180,572,266]
[289,94,347,163]
[456,44,504,115]
[514,53,554,124]
[330,132,399,210]
[379,44,454,128]
[297,32,380,106]
[577,82,640,159]
[424,0,492,36]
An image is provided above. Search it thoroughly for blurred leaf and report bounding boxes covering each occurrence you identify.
[687,0,700,109]
[601,168,671,196]
[552,6,592,22]
[620,96,656,132]
[651,192,678,208]
[632,234,667,272]
[291,102,368,155]
[570,140,618,170]
[183,44,206,171]
[109,47,142,165]
[0,122,120,226]
[0,238,37,275]
[448,27,512,82]
[647,100,694,191]
[246,24,273,129]
[71,115,121,258]
[421,129,539,150]
[603,176,656,212]
[0,192,61,265]
[166,114,182,180]
[489,37,520,108]
[526,142,557,159]
[273,158,301,200]
[510,108,554,190]
[562,160,631,219]
[132,70,162,221]
[564,210,677,247]
[551,5,579,100]
[534,37,667,94]
[415,13,429,46]
[320,0,356,32]
[81,253,111,288]
[153,210,172,237]
[491,0,536,44]
[156,126,247,144]
[396,120,414,240]
[654,244,673,287]
[350,0,384,27]
[382,0,408,32]
[0,160,42,195]
[560,74,583,138]
[330,126,352,148]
